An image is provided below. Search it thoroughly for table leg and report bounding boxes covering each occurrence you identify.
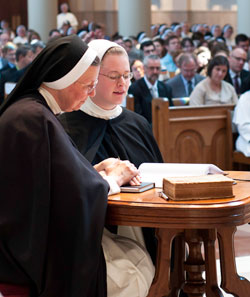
[170,235,186,297]
[147,228,182,297]
[217,226,250,297]
[202,229,224,297]
[183,229,206,297]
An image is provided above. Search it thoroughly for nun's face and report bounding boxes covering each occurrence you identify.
[57,65,100,112]
[91,53,131,110]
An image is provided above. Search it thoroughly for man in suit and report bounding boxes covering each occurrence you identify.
[235,33,250,71]
[0,42,16,72]
[224,47,250,96]
[0,45,34,104]
[166,53,204,98]
[128,54,173,124]
[167,53,204,98]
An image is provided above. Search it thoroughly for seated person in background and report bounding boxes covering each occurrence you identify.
[13,25,28,44]
[0,42,17,72]
[0,45,34,104]
[57,2,78,31]
[222,24,235,51]
[235,33,250,71]
[30,40,46,58]
[161,35,181,73]
[128,54,173,124]
[224,47,250,96]
[194,46,211,76]
[181,37,195,54]
[166,53,205,98]
[190,55,238,106]
[140,39,156,57]
[59,39,163,270]
[210,42,229,58]
[153,37,167,59]
[123,36,143,62]
[233,90,250,156]
[130,58,144,83]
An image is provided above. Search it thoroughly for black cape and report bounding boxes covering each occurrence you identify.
[59,108,163,263]
[0,92,109,297]
[59,108,163,168]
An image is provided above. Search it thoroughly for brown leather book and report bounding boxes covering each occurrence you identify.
[163,174,234,201]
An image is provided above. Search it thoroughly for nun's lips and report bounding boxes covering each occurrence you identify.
[113,90,125,95]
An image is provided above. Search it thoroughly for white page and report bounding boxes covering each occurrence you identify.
[138,163,225,188]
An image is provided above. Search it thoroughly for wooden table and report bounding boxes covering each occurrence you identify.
[107,171,250,297]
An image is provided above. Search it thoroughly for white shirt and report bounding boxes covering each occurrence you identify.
[57,12,78,30]
[144,76,159,98]
[80,97,122,119]
[233,90,250,156]
[13,36,28,45]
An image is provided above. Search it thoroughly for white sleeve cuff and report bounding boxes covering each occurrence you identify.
[103,176,121,196]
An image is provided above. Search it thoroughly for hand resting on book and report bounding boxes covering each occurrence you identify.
[94,158,141,186]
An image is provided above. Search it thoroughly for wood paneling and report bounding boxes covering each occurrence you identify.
[152,98,234,170]
[0,0,27,31]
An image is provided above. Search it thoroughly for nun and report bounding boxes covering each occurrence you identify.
[0,35,142,297]
[59,39,163,268]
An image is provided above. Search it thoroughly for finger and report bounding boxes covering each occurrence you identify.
[129,175,141,186]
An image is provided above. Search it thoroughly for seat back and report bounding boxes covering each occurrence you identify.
[172,97,190,106]
[126,94,135,111]
[152,98,234,170]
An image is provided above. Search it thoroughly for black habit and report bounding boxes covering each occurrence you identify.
[59,107,163,263]
[0,35,109,297]
[0,92,108,296]
[59,108,163,167]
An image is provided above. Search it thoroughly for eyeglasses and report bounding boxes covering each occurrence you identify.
[76,79,98,93]
[146,66,161,71]
[232,56,246,63]
[99,72,133,81]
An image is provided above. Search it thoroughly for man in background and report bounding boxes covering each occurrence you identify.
[129,54,173,124]
[0,45,34,103]
[166,53,204,98]
[224,47,250,96]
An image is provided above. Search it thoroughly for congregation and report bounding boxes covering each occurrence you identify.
[1,2,250,297]
[2,3,250,155]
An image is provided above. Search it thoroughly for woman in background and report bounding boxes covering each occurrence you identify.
[130,59,144,83]
[190,55,238,106]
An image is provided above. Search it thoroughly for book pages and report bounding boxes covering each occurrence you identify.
[138,163,225,188]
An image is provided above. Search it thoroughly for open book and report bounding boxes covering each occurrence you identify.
[138,163,225,188]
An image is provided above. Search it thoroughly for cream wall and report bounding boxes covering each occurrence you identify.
[71,0,238,37]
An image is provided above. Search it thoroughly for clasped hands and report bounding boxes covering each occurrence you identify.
[94,158,141,186]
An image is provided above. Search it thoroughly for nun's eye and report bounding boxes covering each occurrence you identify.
[76,79,98,93]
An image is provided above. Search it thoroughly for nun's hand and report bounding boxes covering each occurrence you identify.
[129,174,142,186]
[94,158,119,173]
[103,159,140,187]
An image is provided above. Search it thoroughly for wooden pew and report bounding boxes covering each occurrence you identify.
[126,94,135,111]
[233,151,250,170]
[152,98,234,170]
[172,97,190,106]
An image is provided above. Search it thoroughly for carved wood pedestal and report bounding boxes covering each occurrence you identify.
[107,171,250,297]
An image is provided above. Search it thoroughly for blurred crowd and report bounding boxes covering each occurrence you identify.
[1,2,250,107]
